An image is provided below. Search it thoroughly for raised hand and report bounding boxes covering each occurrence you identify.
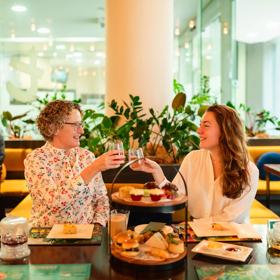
[94,150,125,171]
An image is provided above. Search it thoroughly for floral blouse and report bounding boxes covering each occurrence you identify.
[24,142,109,227]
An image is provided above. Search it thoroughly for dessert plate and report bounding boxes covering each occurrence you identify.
[46,224,94,239]
[192,240,253,262]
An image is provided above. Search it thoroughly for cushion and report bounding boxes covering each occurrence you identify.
[257,180,280,194]
[0,164,6,181]
[0,179,29,195]
[256,152,280,180]
[248,146,280,163]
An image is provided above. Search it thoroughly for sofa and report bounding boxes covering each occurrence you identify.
[247,146,280,195]
[8,183,279,224]
[0,148,31,218]
[2,146,280,223]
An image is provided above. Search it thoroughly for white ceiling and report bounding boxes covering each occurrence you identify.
[0,0,105,39]
[1,0,279,54]
[236,0,280,44]
[0,0,197,68]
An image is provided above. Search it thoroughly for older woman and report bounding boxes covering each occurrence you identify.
[24,100,125,227]
[133,104,259,223]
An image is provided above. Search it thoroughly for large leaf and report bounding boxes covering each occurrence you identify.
[172,92,186,110]
[2,111,13,121]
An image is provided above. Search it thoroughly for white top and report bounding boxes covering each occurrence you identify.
[171,150,259,223]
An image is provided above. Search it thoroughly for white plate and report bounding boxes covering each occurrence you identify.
[189,221,236,237]
[191,240,253,262]
[134,224,173,235]
[47,224,94,239]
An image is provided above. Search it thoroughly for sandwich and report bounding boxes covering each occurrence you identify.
[148,247,169,260]
[145,232,168,250]
[166,233,184,254]
[120,239,140,257]
[113,230,134,250]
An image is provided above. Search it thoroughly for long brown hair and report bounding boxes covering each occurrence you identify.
[206,104,249,199]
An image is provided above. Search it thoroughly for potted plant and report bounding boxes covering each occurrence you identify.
[1,111,35,139]
[226,102,279,138]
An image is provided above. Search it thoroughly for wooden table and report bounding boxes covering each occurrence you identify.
[0,225,275,279]
[264,164,280,207]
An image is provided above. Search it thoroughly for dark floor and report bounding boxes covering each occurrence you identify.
[256,195,280,216]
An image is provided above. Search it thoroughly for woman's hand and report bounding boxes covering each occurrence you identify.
[94,150,125,172]
[130,158,158,173]
[130,158,165,185]
[81,150,125,184]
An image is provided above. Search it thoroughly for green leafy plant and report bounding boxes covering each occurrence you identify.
[33,84,81,112]
[80,95,153,156]
[226,102,278,137]
[146,81,199,163]
[1,111,35,138]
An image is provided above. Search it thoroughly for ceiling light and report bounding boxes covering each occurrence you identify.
[37,52,44,57]
[11,4,27,12]
[223,22,229,35]
[189,19,196,31]
[184,42,189,49]
[90,45,95,52]
[70,45,75,52]
[30,23,36,32]
[56,44,66,50]
[37,27,50,34]
[175,27,180,36]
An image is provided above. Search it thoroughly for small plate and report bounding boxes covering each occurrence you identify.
[134,224,173,235]
[192,240,253,262]
[189,221,236,237]
[47,224,94,239]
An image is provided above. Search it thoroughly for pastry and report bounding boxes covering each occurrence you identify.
[207,241,223,249]
[119,186,135,199]
[63,224,77,234]
[130,189,144,201]
[149,188,164,201]
[211,223,227,231]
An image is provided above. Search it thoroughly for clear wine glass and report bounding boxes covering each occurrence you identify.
[109,139,124,156]
[128,148,144,168]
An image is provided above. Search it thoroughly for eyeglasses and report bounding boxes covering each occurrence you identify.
[64,122,83,128]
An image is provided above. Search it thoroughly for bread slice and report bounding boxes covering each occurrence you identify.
[145,232,168,250]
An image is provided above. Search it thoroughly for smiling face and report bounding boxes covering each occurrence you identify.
[197,111,221,153]
[51,109,84,150]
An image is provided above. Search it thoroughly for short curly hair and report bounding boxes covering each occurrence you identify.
[37,100,82,141]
